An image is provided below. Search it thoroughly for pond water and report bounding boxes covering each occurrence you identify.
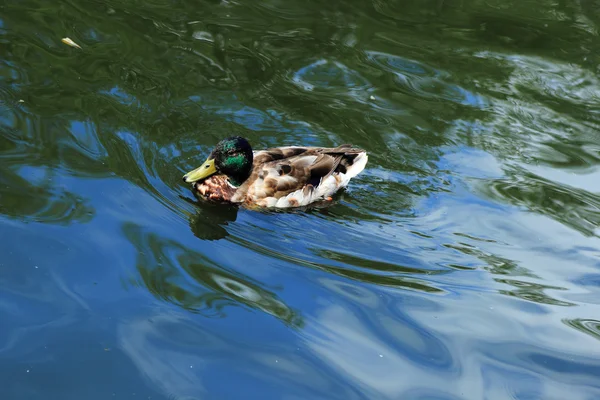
[2,0,600,398]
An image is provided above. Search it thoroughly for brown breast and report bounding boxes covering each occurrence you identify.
[194,175,237,202]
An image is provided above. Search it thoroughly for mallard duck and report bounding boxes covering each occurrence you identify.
[182,136,368,208]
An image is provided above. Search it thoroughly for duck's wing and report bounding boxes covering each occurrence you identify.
[233,145,368,207]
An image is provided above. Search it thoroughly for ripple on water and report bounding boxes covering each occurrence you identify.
[479,170,600,237]
[123,223,302,326]
[289,59,373,111]
[363,51,488,109]
[117,309,364,399]
[0,165,94,225]
[563,318,600,341]
[468,52,600,169]
[300,299,456,398]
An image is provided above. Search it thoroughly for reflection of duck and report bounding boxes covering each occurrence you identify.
[182,136,368,208]
[188,201,238,241]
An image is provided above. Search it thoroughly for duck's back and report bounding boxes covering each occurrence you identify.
[233,145,368,208]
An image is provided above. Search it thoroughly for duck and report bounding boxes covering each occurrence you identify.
[182,136,368,208]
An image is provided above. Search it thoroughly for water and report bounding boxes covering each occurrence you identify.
[2,0,600,398]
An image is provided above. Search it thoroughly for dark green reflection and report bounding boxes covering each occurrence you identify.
[186,199,239,241]
[497,278,574,307]
[229,234,444,293]
[123,223,302,327]
[481,171,600,237]
[564,318,600,341]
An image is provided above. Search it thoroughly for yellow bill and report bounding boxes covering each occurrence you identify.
[183,157,217,183]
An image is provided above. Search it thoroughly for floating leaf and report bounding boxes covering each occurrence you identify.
[61,37,82,49]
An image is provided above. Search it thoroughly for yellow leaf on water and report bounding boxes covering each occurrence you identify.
[61,37,82,49]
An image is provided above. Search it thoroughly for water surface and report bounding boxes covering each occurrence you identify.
[2,0,600,398]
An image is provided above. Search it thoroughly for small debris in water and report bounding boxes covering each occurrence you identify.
[61,37,82,49]
[369,95,376,100]
[379,354,383,358]
[192,31,214,42]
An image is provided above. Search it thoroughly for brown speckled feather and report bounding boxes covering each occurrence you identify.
[231,145,365,206]
[194,175,237,202]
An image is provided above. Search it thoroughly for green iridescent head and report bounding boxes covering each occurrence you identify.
[183,136,253,186]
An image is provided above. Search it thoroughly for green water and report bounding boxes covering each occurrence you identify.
[1,0,600,398]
